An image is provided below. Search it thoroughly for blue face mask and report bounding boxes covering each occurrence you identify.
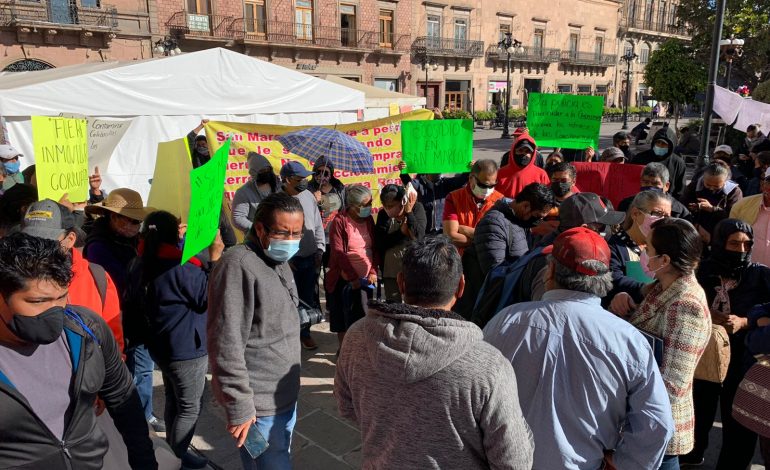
[3,160,20,174]
[653,146,668,157]
[265,238,300,263]
[358,207,372,218]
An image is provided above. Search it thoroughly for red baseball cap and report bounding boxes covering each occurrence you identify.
[542,227,611,275]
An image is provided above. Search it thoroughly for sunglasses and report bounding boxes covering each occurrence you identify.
[475,181,497,189]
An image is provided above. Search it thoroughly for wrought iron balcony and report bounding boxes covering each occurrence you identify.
[0,0,117,28]
[486,44,560,63]
[621,16,688,36]
[560,50,617,67]
[412,36,484,58]
[167,12,238,39]
[373,31,411,53]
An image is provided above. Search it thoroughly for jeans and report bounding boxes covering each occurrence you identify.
[154,355,208,458]
[125,344,154,420]
[659,455,680,470]
[239,404,297,470]
[290,254,320,339]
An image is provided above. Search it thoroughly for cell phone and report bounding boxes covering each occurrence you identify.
[402,182,417,206]
[242,423,269,459]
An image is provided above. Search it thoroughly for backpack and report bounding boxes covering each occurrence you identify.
[88,262,108,310]
[470,246,544,329]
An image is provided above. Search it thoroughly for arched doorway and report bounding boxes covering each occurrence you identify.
[2,59,55,72]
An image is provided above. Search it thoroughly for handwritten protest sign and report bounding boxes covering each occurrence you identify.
[32,116,89,202]
[400,119,473,174]
[181,139,231,265]
[527,93,603,149]
[87,119,132,171]
[148,139,193,223]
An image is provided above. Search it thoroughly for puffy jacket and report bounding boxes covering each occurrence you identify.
[472,199,531,274]
[497,133,550,198]
[124,244,210,362]
[0,307,157,470]
[632,127,687,199]
[68,248,124,352]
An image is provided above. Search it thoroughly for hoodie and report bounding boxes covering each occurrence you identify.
[334,301,534,470]
[497,133,550,198]
[632,127,687,199]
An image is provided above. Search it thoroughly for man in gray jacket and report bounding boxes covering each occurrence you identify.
[231,152,279,234]
[207,193,303,469]
[280,161,325,350]
[334,235,534,469]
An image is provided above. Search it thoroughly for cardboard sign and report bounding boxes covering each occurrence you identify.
[181,139,231,265]
[527,93,603,150]
[32,116,89,202]
[147,139,193,222]
[400,119,473,174]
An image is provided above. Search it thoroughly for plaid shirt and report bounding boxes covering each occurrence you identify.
[631,274,711,455]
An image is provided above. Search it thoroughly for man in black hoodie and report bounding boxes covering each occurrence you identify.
[632,127,687,199]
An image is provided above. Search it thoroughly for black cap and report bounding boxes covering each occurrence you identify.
[560,193,625,229]
[515,141,535,153]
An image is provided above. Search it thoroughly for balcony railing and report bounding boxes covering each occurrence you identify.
[486,45,560,63]
[412,36,485,58]
[621,16,687,35]
[374,31,411,52]
[560,50,617,67]
[167,12,238,39]
[0,1,117,28]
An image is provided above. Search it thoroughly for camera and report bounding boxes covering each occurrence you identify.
[298,304,325,328]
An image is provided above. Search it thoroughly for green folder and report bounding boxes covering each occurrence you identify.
[626,261,653,283]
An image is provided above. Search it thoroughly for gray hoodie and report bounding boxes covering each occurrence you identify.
[334,302,534,470]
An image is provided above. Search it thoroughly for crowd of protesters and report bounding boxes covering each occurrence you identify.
[0,120,769,470]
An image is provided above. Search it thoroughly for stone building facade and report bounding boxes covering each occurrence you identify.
[614,0,689,108]
[0,0,153,70]
[153,0,414,93]
[409,0,624,112]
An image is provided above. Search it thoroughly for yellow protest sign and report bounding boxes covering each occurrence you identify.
[147,139,193,222]
[388,103,400,116]
[204,109,433,207]
[32,116,89,202]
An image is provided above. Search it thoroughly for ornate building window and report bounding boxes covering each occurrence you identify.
[3,59,54,72]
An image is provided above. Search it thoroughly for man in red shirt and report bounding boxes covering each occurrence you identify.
[20,200,124,352]
[497,132,550,198]
[443,160,504,254]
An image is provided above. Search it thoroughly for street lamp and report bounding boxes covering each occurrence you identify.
[154,36,182,56]
[620,51,638,130]
[498,32,524,139]
[422,55,438,108]
[719,35,744,90]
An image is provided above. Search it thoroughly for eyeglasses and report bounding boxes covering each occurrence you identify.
[268,229,303,240]
[475,181,497,189]
[644,209,669,218]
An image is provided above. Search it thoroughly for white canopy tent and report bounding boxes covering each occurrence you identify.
[0,48,364,197]
[321,75,426,120]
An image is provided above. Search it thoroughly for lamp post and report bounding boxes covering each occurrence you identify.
[719,35,744,90]
[498,32,524,139]
[153,36,182,56]
[698,0,727,169]
[620,51,638,130]
[422,55,437,109]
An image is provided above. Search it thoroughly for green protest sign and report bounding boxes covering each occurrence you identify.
[527,93,603,150]
[32,116,89,202]
[181,138,231,265]
[400,119,473,173]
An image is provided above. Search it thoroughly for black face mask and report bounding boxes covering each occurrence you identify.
[514,154,532,167]
[711,248,750,277]
[294,179,309,193]
[640,186,664,193]
[551,182,573,198]
[255,172,274,185]
[518,217,541,229]
[7,306,66,345]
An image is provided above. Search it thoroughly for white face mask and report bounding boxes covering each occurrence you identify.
[472,185,494,200]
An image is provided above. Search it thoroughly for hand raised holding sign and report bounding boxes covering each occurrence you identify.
[89,166,102,195]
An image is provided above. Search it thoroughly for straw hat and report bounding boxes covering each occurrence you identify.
[85,188,155,221]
